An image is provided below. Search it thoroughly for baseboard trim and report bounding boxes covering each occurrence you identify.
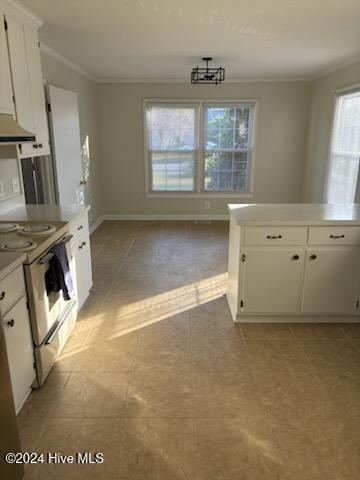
[89,216,104,234]
[101,214,229,221]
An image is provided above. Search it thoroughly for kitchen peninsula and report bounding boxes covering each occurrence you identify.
[227,203,360,323]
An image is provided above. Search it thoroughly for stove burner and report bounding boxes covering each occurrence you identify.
[18,224,56,237]
[0,240,38,252]
[0,223,20,233]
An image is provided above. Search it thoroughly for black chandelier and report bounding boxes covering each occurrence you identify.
[191,57,225,85]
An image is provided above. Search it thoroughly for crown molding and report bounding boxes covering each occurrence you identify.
[310,53,360,81]
[95,76,310,84]
[0,0,43,27]
[40,44,97,81]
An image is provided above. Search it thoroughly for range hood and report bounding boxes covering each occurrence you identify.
[0,114,35,144]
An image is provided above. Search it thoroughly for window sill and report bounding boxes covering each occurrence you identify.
[145,192,255,199]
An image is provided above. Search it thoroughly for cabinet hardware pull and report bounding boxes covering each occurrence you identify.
[6,319,15,327]
[82,241,86,246]
[80,180,87,185]
[77,225,83,230]
[0,291,5,300]
[266,235,282,239]
[330,234,345,239]
[38,143,43,148]
[78,244,83,250]
[310,254,317,260]
[292,255,299,260]
[33,143,38,149]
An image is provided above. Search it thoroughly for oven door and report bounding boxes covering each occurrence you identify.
[34,302,76,386]
[24,234,77,346]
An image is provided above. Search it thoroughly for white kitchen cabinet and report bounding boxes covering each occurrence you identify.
[0,10,13,114]
[5,15,34,157]
[70,212,93,310]
[227,204,360,322]
[0,264,35,413]
[5,14,49,157]
[302,248,360,314]
[23,26,49,156]
[242,249,304,313]
[3,296,35,413]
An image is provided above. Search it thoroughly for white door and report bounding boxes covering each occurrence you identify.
[5,16,35,156]
[302,248,360,314]
[3,296,36,413]
[23,26,49,156]
[0,11,13,114]
[242,248,305,313]
[47,85,84,204]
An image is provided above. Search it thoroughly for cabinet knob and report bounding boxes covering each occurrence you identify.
[33,143,38,149]
[310,254,317,260]
[266,235,282,239]
[292,255,299,260]
[78,244,83,250]
[330,234,345,239]
[77,225,83,231]
[82,241,86,246]
[38,143,43,148]
[0,291,5,301]
[6,319,15,328]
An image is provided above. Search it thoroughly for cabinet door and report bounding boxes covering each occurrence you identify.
[302,248,360,314]
[74,237,92,309]
[6,16,35,156]
[0,12,14,114]
[242,248,304,313]
[24,26,50,156]
[3,296,35,413]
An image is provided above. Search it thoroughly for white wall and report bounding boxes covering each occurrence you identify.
[303,60,360,202]
[40,52,102,226]
[97,82,310,216]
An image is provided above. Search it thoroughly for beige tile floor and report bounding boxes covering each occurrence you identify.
[19,221,360,480]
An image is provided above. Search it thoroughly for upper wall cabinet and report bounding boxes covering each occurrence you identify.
[0,10,13,114]
[5,14,49,157]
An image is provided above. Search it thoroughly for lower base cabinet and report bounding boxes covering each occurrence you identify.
[3,296,35,413]
[228,221,360,321]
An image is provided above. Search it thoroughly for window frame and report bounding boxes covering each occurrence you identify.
[324,84,360,204]
[144,99,258,198]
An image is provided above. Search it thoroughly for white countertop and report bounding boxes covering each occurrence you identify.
[0,252,26,282]
[0,204,90,223]
[228,203,360,225]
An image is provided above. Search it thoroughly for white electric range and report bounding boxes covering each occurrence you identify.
[0,221,77,386]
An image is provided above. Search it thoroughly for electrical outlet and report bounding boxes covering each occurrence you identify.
[0,181,4,199]
[12,177,20,194]
[204,201,211,210]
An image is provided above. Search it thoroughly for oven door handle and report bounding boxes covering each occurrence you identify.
[44,300,76,345]
[38,252,54,265]
[37,234,74,264]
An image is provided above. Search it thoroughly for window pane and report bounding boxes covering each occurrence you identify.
[204,152,248,192]
[204,104,253,192]
[205,106,250,151]
[327,91,360,203]
[148,106,196,150]
[151,152,194,191]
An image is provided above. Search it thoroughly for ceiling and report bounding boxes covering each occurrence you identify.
[20,0,360,81]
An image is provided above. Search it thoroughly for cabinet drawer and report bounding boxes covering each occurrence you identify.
[308,227,360,246]
[244,227,307,246]
[0,266,26,316]
[69,213,89,241]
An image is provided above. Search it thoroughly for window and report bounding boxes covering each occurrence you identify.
[146,103,198,192]
[204,104,254,192]
[326,89,360,203]
[145,101,256,195]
